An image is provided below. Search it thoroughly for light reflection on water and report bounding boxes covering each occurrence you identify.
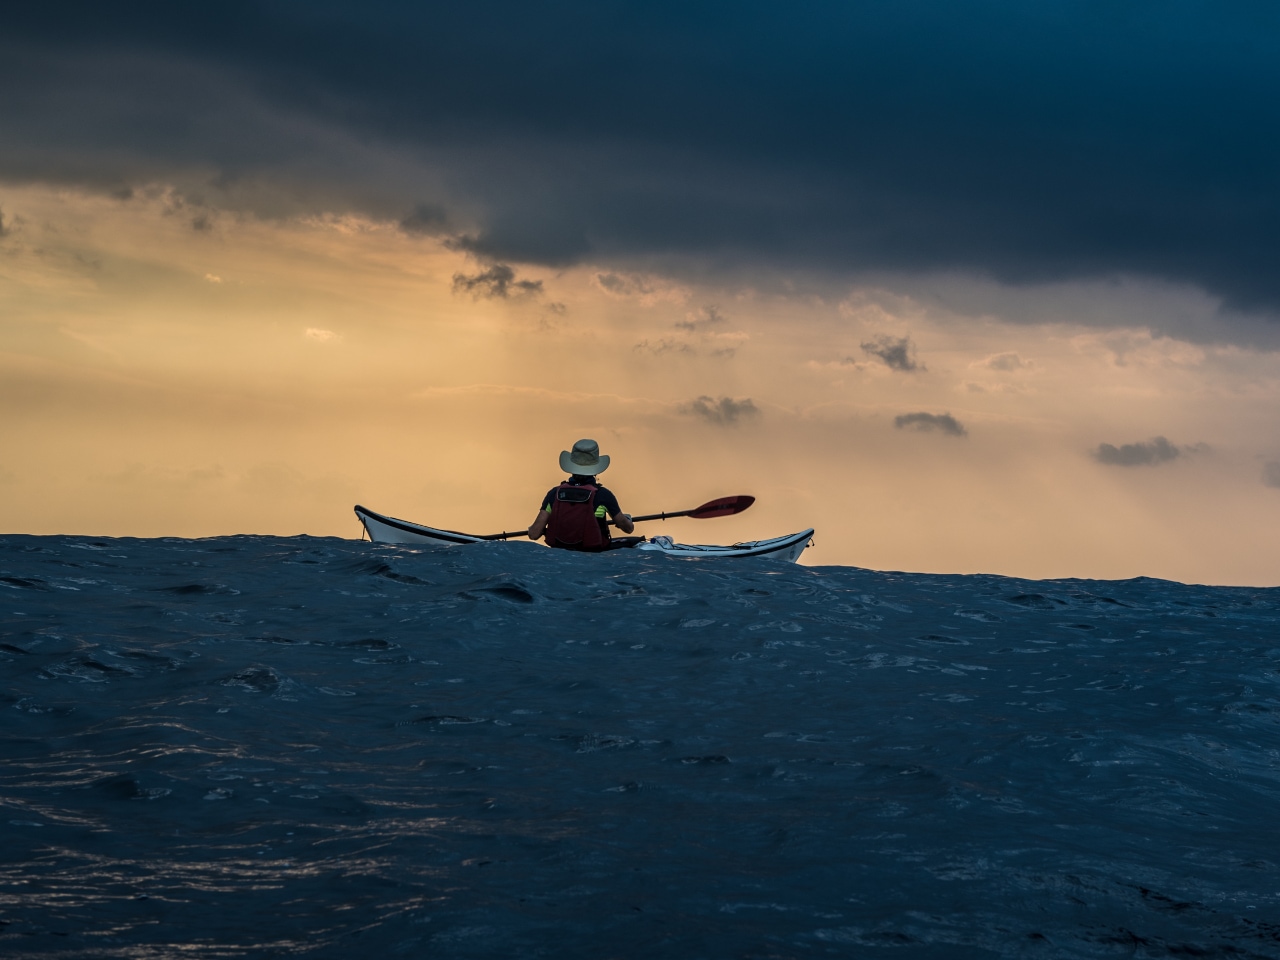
[2,534,1280,956]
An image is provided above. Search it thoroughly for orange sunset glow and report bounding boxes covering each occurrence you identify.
[4,182,1280,584]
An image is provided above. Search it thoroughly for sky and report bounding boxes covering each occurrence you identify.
[3,1,1280,584]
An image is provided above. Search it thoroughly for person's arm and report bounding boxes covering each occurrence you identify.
[597,487,634,534]
[528,510,550,540]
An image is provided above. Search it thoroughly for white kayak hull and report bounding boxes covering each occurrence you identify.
[353,505,813,562]
[634,532,813,562]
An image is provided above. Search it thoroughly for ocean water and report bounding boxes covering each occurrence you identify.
[2,534,1279,959]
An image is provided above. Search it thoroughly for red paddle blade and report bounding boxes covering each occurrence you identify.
[687,495,755,519]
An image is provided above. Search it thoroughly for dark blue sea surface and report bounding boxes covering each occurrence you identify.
[2,534,1279,958]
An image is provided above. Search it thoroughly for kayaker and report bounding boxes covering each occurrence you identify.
[528,439,635,551]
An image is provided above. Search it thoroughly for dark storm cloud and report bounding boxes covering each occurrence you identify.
[6,3,1280,322]
[1094,436,1181,467]
[399,203,450,236]
[680,396,760,426]
[0,206,8,237]
[894,412,966,437]
[862,335,921,372]
[451,264,542,299]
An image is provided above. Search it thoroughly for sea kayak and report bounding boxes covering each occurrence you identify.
[353,505,814,562]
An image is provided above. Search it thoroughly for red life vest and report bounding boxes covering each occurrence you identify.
[544,482,608,551]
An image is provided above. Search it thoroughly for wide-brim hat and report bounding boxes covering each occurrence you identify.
[559,438,610,476]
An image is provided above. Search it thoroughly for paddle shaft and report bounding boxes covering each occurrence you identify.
[478,494,754,541]
[480,514,682,541]
[624,508,698,524]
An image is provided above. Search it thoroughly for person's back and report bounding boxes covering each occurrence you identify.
[528,439,634,550]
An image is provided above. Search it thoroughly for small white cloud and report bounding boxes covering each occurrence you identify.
[895,411,967,437]
[862,334,922,372]
[592,271,690,305]
[675,305,727,331]
[976,351,1030,371]
[633,337,691,355]
[204,273,223,283]
[305,328,341,343]
[961,380,1028,395]
[594,271,641,297]
[1094,436,1184,467]
[679,395,760,426]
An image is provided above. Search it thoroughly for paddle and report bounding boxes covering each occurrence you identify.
[478,495,755,541]
[624,495,755,524]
